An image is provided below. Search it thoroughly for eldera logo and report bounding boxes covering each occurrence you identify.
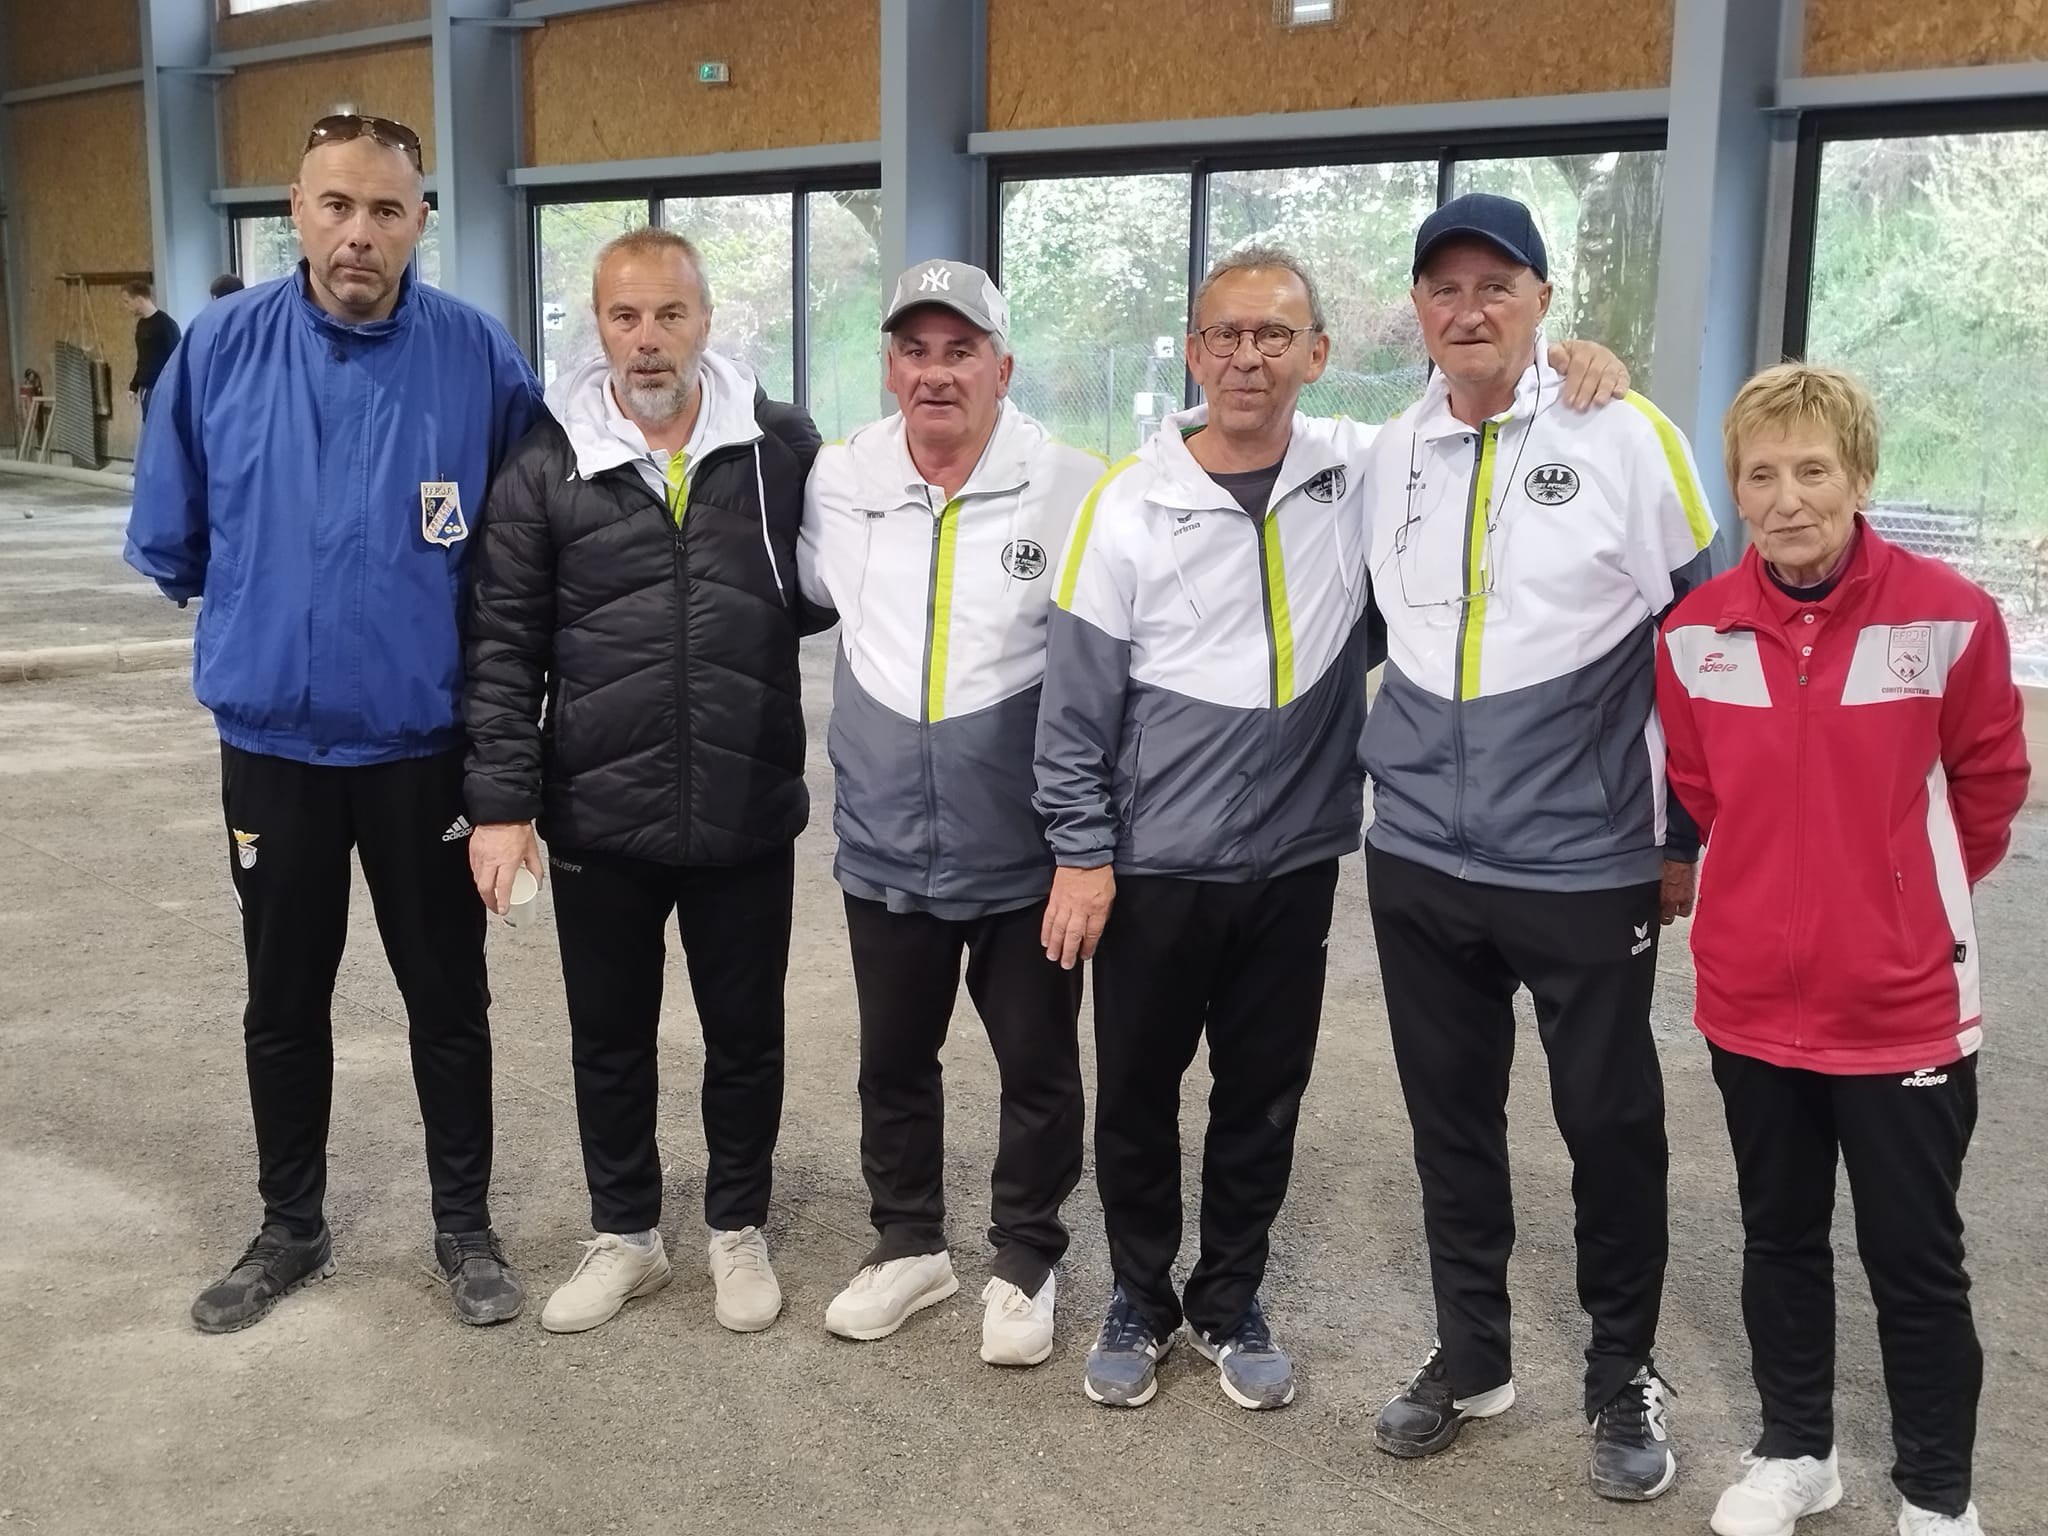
[1698,651,1740,675]
[1901,1067,1950,1088]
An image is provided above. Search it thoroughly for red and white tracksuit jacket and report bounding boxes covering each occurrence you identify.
[1655,523,2030,1075]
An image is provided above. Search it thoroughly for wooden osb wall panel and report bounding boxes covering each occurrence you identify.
[3,0,142,89]
[1805,0,2048,74]
[9,87,153,460]
[214,0,430,54]
[987,0,1672,130]
[522,0,880,166]
[220,42,437,187]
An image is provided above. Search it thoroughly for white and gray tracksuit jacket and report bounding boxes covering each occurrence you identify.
[799,402,1106,908]
[1034,405,1378,881]
[1360,352,1719,890]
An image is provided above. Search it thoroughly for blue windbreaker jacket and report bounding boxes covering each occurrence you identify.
[124,266,545,766]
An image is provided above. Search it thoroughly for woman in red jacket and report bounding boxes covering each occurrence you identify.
[1655,365,2029,1536]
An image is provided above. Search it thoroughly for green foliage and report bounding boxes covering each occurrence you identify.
[1807,131,2048,537]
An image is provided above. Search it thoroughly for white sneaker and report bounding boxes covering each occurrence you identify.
[979,1273,1056,1367]
[540,1232,672,1333]
[824,1251,958,1341]
[707,1226,782,1333]
[1899,1500,1983,1536]
[1711,1449,1844,1536]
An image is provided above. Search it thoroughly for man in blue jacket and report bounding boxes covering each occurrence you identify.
[125,114,546,1333]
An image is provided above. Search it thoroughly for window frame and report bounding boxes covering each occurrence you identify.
[525,166,880,413]
[986,121,1668,407]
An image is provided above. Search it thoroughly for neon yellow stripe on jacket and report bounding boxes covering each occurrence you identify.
[1623,391,1716,552]
[925,497,962,722]
[1261,510,1296,706]
[1055,454,1141,611]
[1457,423,1500,701]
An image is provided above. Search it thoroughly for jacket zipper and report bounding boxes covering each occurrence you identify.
[1747,617,1810,1043]
[917,494,961,894]
[1450,424,1499,876]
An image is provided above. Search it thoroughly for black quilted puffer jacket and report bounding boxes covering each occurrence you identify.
[462,354,825,865]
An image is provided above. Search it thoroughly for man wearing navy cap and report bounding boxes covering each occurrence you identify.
[1360,194,1720,1499]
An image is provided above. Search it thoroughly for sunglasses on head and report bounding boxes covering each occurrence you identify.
[304,114,423,172]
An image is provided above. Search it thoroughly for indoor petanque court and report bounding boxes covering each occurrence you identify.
[2,2,2046,1534]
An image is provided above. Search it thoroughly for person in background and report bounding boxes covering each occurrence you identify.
[122,278,180,418]
[209,274,247,301]
[125,113,544,1335]
[1658,364,2028,1536]
[800,261,1102,1367]
[464,228,822,1339]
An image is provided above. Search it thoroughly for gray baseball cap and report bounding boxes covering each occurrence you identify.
[882,259,1010,344]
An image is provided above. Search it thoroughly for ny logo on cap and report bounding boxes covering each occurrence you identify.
[919,266,951,293]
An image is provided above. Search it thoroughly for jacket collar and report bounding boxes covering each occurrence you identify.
[1717,516,1886,631]
[554,348,764,482]
[1144,402,1343,513]
[290,259,417,343]
[849,399,1039,507]
[1404,331,1556,444]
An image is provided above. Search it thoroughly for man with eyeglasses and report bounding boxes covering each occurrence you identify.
[1360,194,1718,1499]
[1035,243,1631,1413]
[126,113,545,1334]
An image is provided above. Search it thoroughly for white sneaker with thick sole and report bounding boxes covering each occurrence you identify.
[707,1227,782,1333]
[1711,1449,1844,1536]
[540,1233,672,1333]
[1898,1500,1983,1536]
[980,1273,1056,1366]
[824,1251,958,1341]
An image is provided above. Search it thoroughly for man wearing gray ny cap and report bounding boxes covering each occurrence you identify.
[798,260,1106,1366]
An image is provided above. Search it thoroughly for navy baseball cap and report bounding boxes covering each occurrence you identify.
[1412,193,1549,282]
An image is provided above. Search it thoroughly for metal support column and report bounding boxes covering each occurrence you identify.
[1649,0,1791,532]
[142,0,227,327]
[879,0,985,284]
[432,0,534,337]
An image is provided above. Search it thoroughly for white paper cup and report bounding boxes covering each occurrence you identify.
[503,866,541,927]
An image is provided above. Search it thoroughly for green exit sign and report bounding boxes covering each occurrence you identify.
[697,60,731,85]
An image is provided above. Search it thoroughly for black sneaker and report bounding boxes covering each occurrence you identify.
[1190,1296,1296,1410]
[1590,1365,1677,1501]
[1373,1343,1517,1458]
[190,1224,336,1334]
[435,1229,524,1325]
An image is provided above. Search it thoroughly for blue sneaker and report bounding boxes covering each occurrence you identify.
[1083,1287,1175,1407]
[1191,1297,1295,1409]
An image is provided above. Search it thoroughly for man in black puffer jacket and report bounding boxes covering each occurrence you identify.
[462,227,822,1339]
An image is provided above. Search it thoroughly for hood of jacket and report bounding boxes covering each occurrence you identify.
[551,347,766,481]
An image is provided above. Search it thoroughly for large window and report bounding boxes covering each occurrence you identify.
[999,173,1192,460]
[995,134,1664,452]
[1792,114,2048,684]
[531,177,881,427]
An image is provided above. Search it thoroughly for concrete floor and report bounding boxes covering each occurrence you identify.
[1,484,2044,1535]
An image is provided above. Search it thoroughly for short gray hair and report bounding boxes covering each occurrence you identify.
[591,227,712,311]
[1190,244,1327,333]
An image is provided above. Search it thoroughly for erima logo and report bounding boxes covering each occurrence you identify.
[918,266,950,293]
[1630,921,1653,956]
[442,815,473,842]
[1173,514,1202,536]
[1001,539,1047,579]
[1901,1068,1950,1088]
[1525,464,1580,504]
[1305,466,1346,503]
[1698,651,1739,675]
